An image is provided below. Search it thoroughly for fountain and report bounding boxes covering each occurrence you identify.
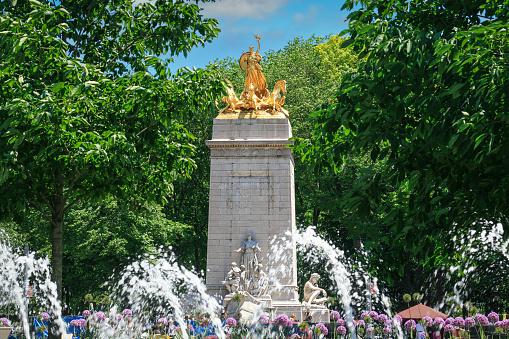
[0,232,66,339]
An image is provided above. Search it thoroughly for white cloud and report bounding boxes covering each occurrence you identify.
[200,0,290,20]
[291,4,318,25]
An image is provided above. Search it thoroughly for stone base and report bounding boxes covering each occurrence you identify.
[223,293,272,321]
[303,306,330,323]
[268,301,329,323]
[0,328,12,339]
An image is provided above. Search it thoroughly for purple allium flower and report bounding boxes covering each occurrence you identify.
[122,309,133,318]
[357,320,366,327]
[315,323,328,336]
[445,318,454,325]
[488,312,499,323]
[394,315,403,324]
[465,318,475,328]
[434,317,445,328]
[225,317,237,327]
[369,311,379,321]
[258,314,268,324]
[274,314,291,326]
[361,312,369,320]
[494,321,504,328]
[338,326,347,335]
[383,327,393,335]
[173,326,181,332]
[433,331,441,339]
[0,318,10,326]
[200,319,210,327]
[503,320,509,330]
[378,314,388,323]
[420,331,428,338]
[331,311,341,322]
[337,319,346,326]
[385,319,393,326]
[444,324,454,332]
[423,316,433,327]
[405,320,416,330]
[157,317,168,326]
[82,310,90,318]
[70,319,86,327]
[478,315,489,326]
[291,334,301,339]
[40,312,50,321]
[366,327,374,334]
[454,317,465,327]
[94,312,106,321]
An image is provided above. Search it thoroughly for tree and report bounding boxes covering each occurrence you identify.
[0,0,223,312]
[295,0,509,268]
[16,199,190,313]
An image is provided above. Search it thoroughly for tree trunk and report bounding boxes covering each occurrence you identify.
[49,178,65,339]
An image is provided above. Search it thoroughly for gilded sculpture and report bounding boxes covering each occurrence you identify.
[218,35,289,118]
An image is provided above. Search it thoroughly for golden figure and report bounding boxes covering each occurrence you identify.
[239,35,270,99]
[218,35,288,118]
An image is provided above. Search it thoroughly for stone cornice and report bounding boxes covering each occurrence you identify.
[206,139,294,149]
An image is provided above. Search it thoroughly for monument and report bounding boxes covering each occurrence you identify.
[205,35,328,322]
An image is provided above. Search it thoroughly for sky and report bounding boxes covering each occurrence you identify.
[170,0,352,70]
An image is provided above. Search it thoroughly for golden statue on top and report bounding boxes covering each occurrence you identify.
[218,35,289,118]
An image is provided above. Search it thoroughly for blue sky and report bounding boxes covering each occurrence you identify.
[170,0,351,70]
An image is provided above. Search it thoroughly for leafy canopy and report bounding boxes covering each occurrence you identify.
[295,0,509,263]
[0,0,223,304]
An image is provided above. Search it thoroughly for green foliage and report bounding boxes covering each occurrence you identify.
[296,0,509,275]
[19,199,189,312]
[0,0,223,303]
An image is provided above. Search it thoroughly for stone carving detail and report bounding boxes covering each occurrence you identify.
[210,147,289,157]
[222,262,242,293]
[223,233,269,298]
[218,35,289,117]
[235,232,262,281]
[303,273,328,306]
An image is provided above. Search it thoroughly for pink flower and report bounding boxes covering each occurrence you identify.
[82,310,90,318]
[423,316,433,327]
[434,317,445,328]
[315,323,328,336]
[337,326,347,335]
[394,315,403,324]
[405,320,416,331]
[40,313,50,321]
[433,331,441,339]
[122,309,133,318]
[225,317,237,327]
[444,324,454,332]
[488,312,499,323]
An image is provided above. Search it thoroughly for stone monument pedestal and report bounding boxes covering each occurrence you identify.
[205,117,299,316]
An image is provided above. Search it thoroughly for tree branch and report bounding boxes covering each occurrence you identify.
[20,164,56,215]
[63,168,90,204]
[28,200,57,227]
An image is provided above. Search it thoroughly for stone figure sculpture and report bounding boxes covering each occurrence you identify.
[222,262,242,293]
[218,35,289,117]
[223,233,270,299]
[303,273,328,306]
[250,263,269,297]
[235,232,262,282]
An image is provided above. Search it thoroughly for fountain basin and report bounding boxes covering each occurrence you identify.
[0,327,12,339]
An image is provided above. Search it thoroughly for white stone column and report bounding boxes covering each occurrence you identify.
[205,118,299,306]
